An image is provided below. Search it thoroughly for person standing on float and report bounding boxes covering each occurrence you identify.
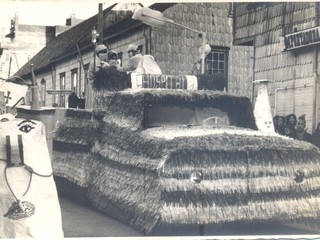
[118,44,143,73]
[86,44,109,109]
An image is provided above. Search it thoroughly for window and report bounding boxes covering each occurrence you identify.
[206,50,228,76]
[40,78,46,105]
[137,45,143,54]
[83,63,89,94]
[71,68,78,94]
[59,72,66,107]
[118,52,123,66]
[145,106,230,128]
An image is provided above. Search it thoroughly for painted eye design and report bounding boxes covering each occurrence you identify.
[18,120,36,133]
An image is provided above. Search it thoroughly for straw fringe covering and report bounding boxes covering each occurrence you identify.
[51,88,320,233]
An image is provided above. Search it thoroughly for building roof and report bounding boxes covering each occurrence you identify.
[13,3,117,81]
[13,3,176,81]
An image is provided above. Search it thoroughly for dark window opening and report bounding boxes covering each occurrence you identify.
[59,72,66,107]
[40,78,46,105]
[144,102,254,130]
[71,68,78,95]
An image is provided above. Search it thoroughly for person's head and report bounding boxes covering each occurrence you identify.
[95,44,108,59]
[277,116,285,126]
[107,50,118,61]
[107,50,119,67]
[296,114,306,132]
[284,125,294,137]
[286,114,297,126]
[127,44,138,58]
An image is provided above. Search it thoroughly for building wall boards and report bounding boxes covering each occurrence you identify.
[150,3,253,97]
[234,2,320,132]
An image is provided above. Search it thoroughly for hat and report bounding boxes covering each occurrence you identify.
[95,44,107,54]
[107,50,118,60]
[127,44,138,52]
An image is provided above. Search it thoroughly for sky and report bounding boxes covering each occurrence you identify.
[0,0,154,39]
[0,0,296,40]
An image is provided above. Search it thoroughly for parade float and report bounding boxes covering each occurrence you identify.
[45,68,320,234]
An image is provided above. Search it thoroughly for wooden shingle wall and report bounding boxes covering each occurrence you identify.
[228,45,254,98]
[152,2,232,75]
[150,3,253,98]
[234,2,318,131]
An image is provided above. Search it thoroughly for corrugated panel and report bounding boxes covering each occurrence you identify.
[275,85,314,132]
[294,85,314,133]
[275,87,294,115]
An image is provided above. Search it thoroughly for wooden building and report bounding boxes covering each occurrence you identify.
[14,2,253,108]
[234,2,320,133]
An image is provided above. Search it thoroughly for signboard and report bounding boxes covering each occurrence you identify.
[281,26,320,51]
[0,81,28,107]
[131,74,198,90]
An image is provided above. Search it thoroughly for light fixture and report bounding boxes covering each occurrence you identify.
[91,28,99,44]
[190,171,203,184]
[132,7,207,74]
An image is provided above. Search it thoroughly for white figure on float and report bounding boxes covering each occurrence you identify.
[0,114,64,238]
[253,79,275,134]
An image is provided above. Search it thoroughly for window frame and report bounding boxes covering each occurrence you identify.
[206,48,229,77]
[59,72,66,107]
[71,68,78,94]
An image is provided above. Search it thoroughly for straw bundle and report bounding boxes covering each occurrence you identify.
[54,109,98,147]
[93,68,131,90]
[93,89,257,130]
[86,154,162,232]
[52,151,94,188]
[52,109,98,200]
[197,73,225,90]
[51,88,320,233]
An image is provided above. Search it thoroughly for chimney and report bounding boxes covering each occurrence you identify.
[66,14,76,26]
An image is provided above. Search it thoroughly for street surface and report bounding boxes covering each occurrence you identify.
[59,195,320,238]
[60,195,142,238]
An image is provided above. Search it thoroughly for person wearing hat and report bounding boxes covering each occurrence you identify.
[86,44,110,109]
[118,44,143,73]
[106,50,120,69]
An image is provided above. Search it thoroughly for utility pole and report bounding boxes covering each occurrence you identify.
[98,3,103,44]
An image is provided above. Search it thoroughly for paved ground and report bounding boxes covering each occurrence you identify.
[59,194,320,238]
[59,195,142,238]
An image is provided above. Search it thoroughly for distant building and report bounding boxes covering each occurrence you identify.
[0,13,83,80]
[233,2,320,133]
[14,3,253,108]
